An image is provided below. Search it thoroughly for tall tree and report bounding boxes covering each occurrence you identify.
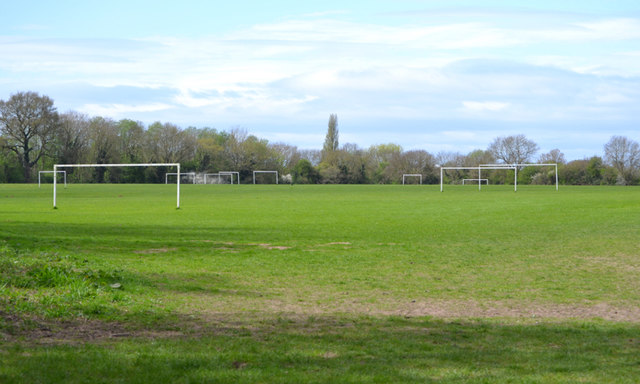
[604,136,640,185]
[56,111,90,166]
[87,117,120,182]
[488,134,539,165]
[0,91,59,182]
[321,114,339,164]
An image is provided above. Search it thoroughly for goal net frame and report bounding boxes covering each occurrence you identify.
[39,170,67,188]
[53,163,181,208]
[480,163,558,192]
[204,171,240,185]
[220,171,240,184]
[440,166,516,192]
[253,170,279,184]
[402,174,422,185]
[165,172,196,184]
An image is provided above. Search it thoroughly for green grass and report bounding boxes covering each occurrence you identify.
[1,184,639,382]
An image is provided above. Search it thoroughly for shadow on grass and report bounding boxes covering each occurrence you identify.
[0,220,271,254]
[1,315,639,383]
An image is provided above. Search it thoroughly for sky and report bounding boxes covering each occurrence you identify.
[1,0,639,160]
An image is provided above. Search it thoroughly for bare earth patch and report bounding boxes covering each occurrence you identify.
[134,247,177,254]
[380,299,640,322]
[248,243,292,250]
[175,289,640,324]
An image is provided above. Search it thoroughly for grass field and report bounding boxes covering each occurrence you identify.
[1,183,639,383]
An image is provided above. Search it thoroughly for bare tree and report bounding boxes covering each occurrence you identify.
[299,149,321,166]
[604,136,640,185]
[56,111,90,165]
[269,142,300,173]
[0,92,59,181]
[538,148,566,165]
[488,134,539,165]
[88,117,120,182]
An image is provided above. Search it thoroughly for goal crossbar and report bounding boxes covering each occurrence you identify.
[220,171,240,184]
[402,174,422,185]
[480,163,558,191]
[39,170,67,188]
[253,170,279,184]
[53,163,181,208]
[440,166,516,192]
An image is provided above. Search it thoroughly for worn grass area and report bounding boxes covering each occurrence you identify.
[1,184,639,382]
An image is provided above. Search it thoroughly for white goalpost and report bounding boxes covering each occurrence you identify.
[204,171,240,184]
[253,170,278,184]
[402,174,422,185]
[440,163,558,192]
[53,163,181,209]
[220,171,240,184]
[39,170,67,188]
[165,172,196,184]
[480,163,558,191]
[440,166,516,192]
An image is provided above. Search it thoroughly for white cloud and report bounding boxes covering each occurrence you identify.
[80,103,172,117]
[462,101,509,112]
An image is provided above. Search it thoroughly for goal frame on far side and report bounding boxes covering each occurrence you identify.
[52,163,181,209]
[253,170,279,184]
[402,174,422,185]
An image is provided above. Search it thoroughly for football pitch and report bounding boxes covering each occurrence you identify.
[1,184,639,383]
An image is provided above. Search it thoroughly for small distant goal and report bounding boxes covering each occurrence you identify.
[253,170,279,184]
[402,174,422,185]
[204,171,240,184]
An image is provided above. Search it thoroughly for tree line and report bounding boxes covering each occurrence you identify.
[1,91,639,185]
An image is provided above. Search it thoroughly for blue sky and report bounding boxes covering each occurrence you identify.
[2,0,639,160]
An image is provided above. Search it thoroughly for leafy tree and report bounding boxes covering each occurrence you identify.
[368,143,403,183]
[192,128,228,172]
[321,114,339,165]
[488,134,539,165]
[292,159,319,184]
[465,149,494,166]
[604,136,640,185]
[0,91,59,182]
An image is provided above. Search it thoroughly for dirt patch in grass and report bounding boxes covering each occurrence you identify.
[0,312,201,344]
[175,289,640,323]
[380,300,640,322]
[248,243,291,250]
[134,248,177,254]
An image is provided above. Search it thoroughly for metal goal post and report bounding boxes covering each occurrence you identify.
[402,174,422,185]
[253,170,279,184]
[205,171,240,184]
[440,166,516,192]
[480,163,558,191]
[53,163,181,209]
